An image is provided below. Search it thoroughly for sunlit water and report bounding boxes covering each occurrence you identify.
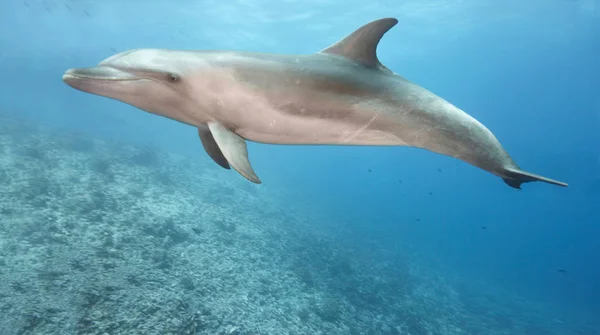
[0,1,598,334]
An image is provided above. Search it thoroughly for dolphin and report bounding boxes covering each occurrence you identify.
[63,18,567,189]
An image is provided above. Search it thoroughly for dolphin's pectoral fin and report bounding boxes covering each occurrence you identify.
[502,167,568,189]
[198,125,231,170]
[207,122,261,184]
[319,17,397,72]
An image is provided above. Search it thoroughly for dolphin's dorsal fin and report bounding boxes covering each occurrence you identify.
[320,18,398,71]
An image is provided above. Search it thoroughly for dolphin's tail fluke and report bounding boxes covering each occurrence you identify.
[501,167,568,189]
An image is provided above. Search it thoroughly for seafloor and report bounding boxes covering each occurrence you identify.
[0,113,595,335]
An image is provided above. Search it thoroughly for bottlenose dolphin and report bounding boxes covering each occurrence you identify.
[63,18,567,189]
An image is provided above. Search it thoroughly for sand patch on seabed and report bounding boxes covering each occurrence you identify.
[0,112,593,335]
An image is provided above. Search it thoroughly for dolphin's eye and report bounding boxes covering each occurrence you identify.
[166,73,180,83]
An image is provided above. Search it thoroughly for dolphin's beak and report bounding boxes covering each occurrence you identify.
[62,66,146,95]
[62,66,139,82]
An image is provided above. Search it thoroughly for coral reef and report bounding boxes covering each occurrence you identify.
[0,114,595,335]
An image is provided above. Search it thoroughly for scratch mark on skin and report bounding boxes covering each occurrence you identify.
[342,112,379,144]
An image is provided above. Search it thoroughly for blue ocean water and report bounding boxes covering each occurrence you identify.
[0,0,598,334]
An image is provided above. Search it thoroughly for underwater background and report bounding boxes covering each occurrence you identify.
[0,0,599,334]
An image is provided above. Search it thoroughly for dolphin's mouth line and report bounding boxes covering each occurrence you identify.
[63,73,145,82]
[63,66,148,82]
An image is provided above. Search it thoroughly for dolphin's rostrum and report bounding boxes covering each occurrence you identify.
[63,18,567,189]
